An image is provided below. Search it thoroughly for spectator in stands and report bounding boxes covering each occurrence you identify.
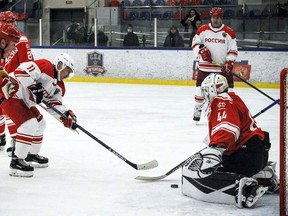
[66,21,87,45]
[163,25,184,47]
[189,19,202,47]
[181,9,201,38]
[88,26,109,47]
[123,24,140,47]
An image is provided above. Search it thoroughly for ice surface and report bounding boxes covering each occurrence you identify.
[0,82,279,216]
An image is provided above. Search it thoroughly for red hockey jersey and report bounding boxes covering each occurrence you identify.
[4,33,34,73]
[208,92,264,155]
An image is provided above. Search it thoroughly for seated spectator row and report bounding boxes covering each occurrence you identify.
[122,8,266,20]
[118,0,237,7]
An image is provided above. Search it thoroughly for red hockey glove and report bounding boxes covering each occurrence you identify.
[199,46,212,63]
[28,83,44,104]
[221,60,235,74]
[1,76,19,99]
[61,109,77,130]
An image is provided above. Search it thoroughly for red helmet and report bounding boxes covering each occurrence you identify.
[0,23,20,43]
[0,11,17,23]
[210,7,223,17]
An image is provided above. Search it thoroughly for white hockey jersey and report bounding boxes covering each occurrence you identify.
[192,23,238,72]
[12,59,68,120]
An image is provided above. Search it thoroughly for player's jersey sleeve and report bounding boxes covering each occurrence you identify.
[223,25,238,62]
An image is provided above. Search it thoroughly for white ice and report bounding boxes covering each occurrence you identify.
[0,82,280,216]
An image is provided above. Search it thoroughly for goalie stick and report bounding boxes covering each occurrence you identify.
[135,100,279,181]
[41,100,158,170]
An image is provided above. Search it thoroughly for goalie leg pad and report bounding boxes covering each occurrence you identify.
[182,170,240,205]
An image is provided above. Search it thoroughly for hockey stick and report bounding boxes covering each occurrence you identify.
[41,100,158,170]
[232,72,280,106]
[212,62,280,106]
[135,101,278,181]
[253,99,280,118]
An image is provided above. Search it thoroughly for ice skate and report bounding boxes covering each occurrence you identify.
[10,156,34,177]
[25,153,49,168]
[6,138,15,156]
[193,109,202,122]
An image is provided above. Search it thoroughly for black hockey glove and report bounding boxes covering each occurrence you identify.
[28,83,44,104]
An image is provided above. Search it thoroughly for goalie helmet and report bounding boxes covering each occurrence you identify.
[0,23,20,43]
[201,73,228,103]
[0,11,17,23]
[53,53,75,81]
[210,7,224,17]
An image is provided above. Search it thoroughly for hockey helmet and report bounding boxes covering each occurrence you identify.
[0,11,17,23]
[201,73,228,103]
[209,7,224,17]
[53,53,75,81]
[0,23,20,43]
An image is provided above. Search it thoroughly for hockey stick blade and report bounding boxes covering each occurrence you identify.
[135,174,167,181]
[135,157,188,181]
[137,160,158,170]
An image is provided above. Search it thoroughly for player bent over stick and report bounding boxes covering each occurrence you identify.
[0,53,77,177]
[182,73,279,208]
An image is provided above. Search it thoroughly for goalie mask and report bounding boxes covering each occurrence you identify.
[201,73,228,103]
[53,53,75,81]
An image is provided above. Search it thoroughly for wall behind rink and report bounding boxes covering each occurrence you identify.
[32,47,286,84]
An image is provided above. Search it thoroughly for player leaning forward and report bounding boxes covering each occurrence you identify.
[182,74,279,208]
[0,53,77,177]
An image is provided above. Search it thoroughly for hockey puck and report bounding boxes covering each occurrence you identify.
[170,184,179,188]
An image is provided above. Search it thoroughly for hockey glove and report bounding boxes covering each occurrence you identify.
[61,109,77,130]
[1,77,19,99]
[221,60,235,74]
[28,83,44,104]
[199,46,212,63]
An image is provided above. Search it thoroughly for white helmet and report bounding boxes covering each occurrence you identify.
[53,53,75,81]
[201,73,228,103]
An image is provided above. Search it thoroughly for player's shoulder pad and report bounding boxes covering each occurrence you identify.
[34,59,54,78]
[222,25,236,39]
[196,23,210,35]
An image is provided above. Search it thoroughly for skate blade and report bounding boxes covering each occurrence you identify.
[10,169,33,177]
[26,161,49,168]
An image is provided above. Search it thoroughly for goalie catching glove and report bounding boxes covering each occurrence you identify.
[60,109,77,130]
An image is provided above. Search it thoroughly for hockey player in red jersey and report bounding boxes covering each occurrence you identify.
[0,22,20,150]
[191,7,238,122]
[0,11,34,152]
[0,11,34,73]
[182,74,278,208]
[0,53,77,177]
